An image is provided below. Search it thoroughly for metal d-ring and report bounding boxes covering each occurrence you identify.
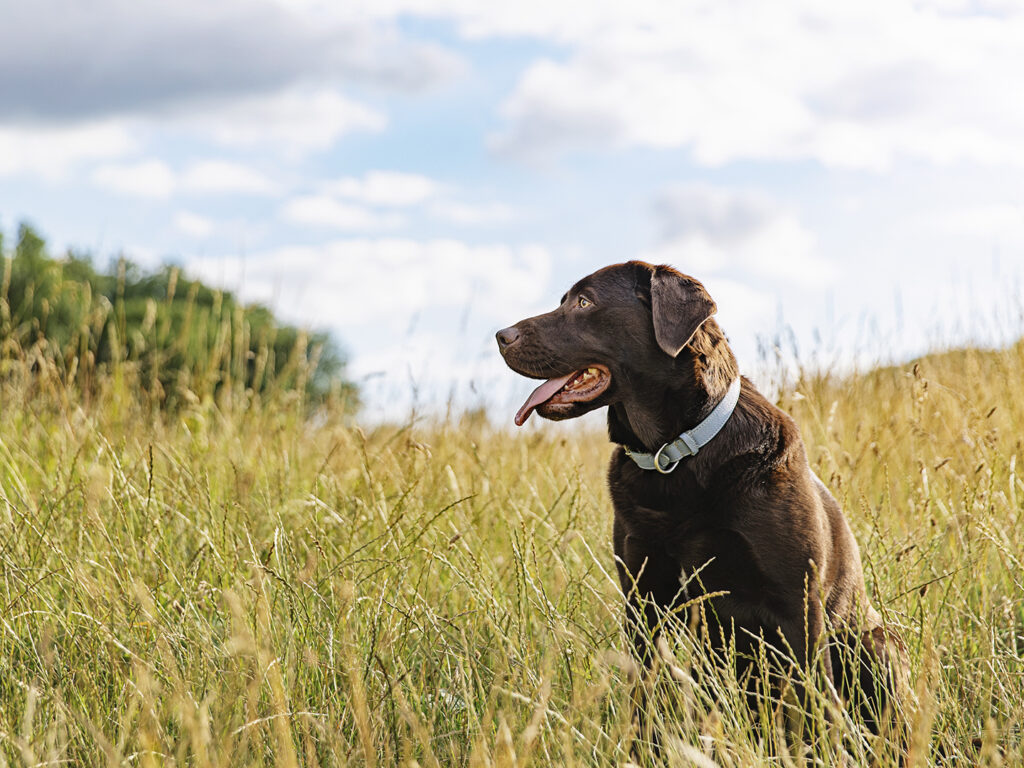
[653,443,680,474]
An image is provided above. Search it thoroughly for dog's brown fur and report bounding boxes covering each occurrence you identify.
[497,261,907,739]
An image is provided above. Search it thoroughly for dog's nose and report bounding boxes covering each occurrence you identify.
[495,326,521,352]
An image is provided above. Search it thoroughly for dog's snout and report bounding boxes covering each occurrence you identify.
[496,326,521,353]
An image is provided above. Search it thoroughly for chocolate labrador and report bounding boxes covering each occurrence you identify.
[496,261,906,740]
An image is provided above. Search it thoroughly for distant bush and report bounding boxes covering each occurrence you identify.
[0,221,358,411]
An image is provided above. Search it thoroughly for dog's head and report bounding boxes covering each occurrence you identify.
[496,261,718,425]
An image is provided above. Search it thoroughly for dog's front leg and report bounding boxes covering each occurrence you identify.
[614,521,683,666]
[773,599,844,756]
[614,519,685,757]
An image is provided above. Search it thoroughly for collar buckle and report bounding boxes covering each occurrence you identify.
[653,443,681,474]
[623,377,742,473]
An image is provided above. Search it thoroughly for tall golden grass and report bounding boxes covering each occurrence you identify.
[2,314,1023,764]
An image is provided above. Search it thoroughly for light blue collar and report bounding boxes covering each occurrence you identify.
[624,377,742,474]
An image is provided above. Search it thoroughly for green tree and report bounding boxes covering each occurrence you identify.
[0,221,358,410]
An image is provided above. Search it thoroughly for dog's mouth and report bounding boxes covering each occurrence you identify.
[514,365,611,426]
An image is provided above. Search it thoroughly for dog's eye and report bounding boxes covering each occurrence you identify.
[578,296,592,308]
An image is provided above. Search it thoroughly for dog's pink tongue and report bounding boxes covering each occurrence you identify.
[514,373,575,426]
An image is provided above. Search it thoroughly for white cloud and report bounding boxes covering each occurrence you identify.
[941,204,1024,246]
[481,1,1024,170]
[0,121,136,179]
[174,210,215,238]
[308,171,515,227]
[92,158,279,198]
[179,88,386,158]
[281,195,404,230]
[1,1,462,122]
[183,238,553,331]
[93,159,176,198]
[352,1,644,42]
[641,218,828,288]
[653,185,774,246]
[641,185,833,286]
[180,160,278,195]
[321,170,442,206]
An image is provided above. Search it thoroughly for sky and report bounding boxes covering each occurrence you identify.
[2,0,1024,422]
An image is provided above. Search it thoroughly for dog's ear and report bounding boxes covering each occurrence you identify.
[650,266,717,357]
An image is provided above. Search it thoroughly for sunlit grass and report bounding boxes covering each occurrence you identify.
[2,324,1024,765]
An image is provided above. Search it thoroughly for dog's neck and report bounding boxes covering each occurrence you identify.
[607,319,739,453]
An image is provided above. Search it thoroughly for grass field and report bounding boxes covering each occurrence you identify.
[2,333,1024,766]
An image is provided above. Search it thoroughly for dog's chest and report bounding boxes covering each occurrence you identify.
[610,459,782,612]
[609,459,711,536]
[619,500,781,631]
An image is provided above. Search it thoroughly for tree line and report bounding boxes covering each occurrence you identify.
[0,222,357,411]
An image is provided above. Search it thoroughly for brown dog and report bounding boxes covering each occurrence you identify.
[496,261,905,742]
